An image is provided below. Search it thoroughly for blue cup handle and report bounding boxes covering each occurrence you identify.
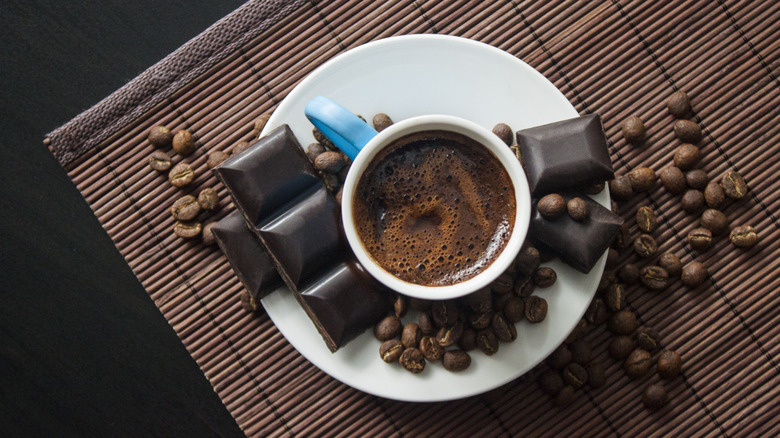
[304,96,378,160]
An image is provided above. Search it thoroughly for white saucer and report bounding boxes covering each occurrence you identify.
[261,35,608,402]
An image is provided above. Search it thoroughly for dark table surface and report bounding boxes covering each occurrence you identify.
[0,1,247,436]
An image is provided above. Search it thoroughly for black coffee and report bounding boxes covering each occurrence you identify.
[353,130,515,286]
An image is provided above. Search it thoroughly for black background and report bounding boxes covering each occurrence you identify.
[1,1,247,436]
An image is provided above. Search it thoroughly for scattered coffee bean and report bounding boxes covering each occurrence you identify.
[659,166,687,195]
[643,383,668,410]
[525,296,548,323]
[627,167,657,193]
[624,348,652,379]
[548,345,573,369]
[442,350,472,372]
[172,129,196,156]
[636,206,657,233]
[639,265,669,290]
[687,227,713,251]
[585,182,605,195]
[149,150,172,172]
[685,169,709,190]
[503,297,525,323]
[555,385,576,407]
[612,223,631,250]
[401,323,422,349]
[633,234,658,258]
[565,319,590,344]
[609,336,634,360]
[606,248,620,269]
[436,322,464,347]
[701,209,729,235]
[491,273,514,294]
[418,312,435,335]
[374,316,402,341]
[673,143,701,170]
[605,283,627,312]
[667,91,692,118]
[491,313,517,342]
[515,246,541,276]
[253,114,271,137]
[570,340,592,365]
[206,150,230,169]
[469,311,492,330]
[306,143,325,162]
[609,175,634,201]
[171,195,201,221]
[537,194,566,220]
[704,181,726,209]
[618,263,640,285]
[492,123,513,146]
[174,221,202,239]
[379,339,404,363]
[322,172,340,192]
[476,329,499,356]
[681,261,708,288]
[312,127,335,150]
[585,297,608,325]
[674,120,702,143]
[432,301,459,327]
[730,225,758,248]
[169,163,195,188]
[597,271,617,294]
[458,328,477,351]
[658,253,683,277]
[465,287,492,314]
[419,335,445,361]
[393,295,407,318]
[399,347,426,373]
[609,310,639,335]
[636,327,660,351]
[657,350,682,379]
[148,125,173,148]
[622,115,646,145]
[681,189,705,213]
[587,362,607,389]
[314,151,348,173]
[232,141,250,157]
[198,188,219,211]
[565,197,589,222]
[533,267,557,288]
[721,170,748,199]
[372,113,393,132]
[539,370,564,395]
[202,221,217,246]
[239,290,258,313]
[563,363,589,388]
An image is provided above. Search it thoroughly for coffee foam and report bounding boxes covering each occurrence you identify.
[353,130,515,286]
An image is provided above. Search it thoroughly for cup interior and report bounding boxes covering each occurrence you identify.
[342,115,531,300]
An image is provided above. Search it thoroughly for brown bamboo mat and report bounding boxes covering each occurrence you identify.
[47,0,780,436]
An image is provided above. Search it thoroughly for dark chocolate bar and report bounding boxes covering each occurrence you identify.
[211,211,283,304]
[529,193,623,273]
[516,114,614,196]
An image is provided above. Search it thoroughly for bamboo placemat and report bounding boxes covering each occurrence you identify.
[47,0,780,436]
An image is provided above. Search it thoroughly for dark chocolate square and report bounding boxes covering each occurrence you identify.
[516,114,614,196]
[529,193,623,273]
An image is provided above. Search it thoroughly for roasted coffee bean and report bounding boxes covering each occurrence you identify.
[624,348,652,379]
[730,225,758,248]
[419,336,444,361]
[628,167,657,193]
[476,329,499,356]
[417,312,436,336]
[701,209,729,235]
[410,298,432,311]
[565,319,589,345]
[493,293,512,315]
[636,206,657,233]
[721,170,748,199]
[515,246,541,276]
[555,385,576,407]
[681,189,705,213]
[174,221,202,239]
[548,345,573,369]
[399,347,426,373]
[658,253,683,277]
[443,350,472,371]
[567,197,589,221]
[306,142,326,162]
[639,265,669,290]
[469,311,493,330]
[503,297,525,323]
[202,222,217,246]
[612,223,631,250]
[231,141,250,157]
[312,127,335,150]
[252,114,271,136]
[681,261,708,288]
[206,150,230,169]
[172,129,196,156]
[606,248,620,269]
[533,267,557,288]
[673,143,700,170]
[198,188,219,211]
[239,290,258,313]
[171,195,201,221]
[465,287,492,314]
[597,271,616,294]
[148,125,172,148]
[667,91,692,118]
[633,234,658,258]
[314,151,348,173]
[636,327,660,351]
[618,264,640,285]
[374,316,402,341]
[539,370,564,395]
[704,181,726,209]
[570,340,592,365]
[674,120,702,143]
[537,194,566,220]
[605,283,627,312]
[436,322,464,347]
[514,276,536,300]
[563,363,588,388]
[379,339,404,363]
[622,115,646,145]
[643,384,668,410]
[169,163,195,187]
[587,362,607,389]
[149,151,172,171]
[492,123,513,146]
[609,336,634,360]
[491,313,517,342]
[585,182,605,195]
[401,323,422,349]
[322,172,340,192]
[525,296,548,323]
[609,310,639,335]
[659,166,687,195]
[432,301,459,327]
[491,273,514,294]
[657,350,682,379]
[585,298,608,325]
[687,227,713,251]
[372,113,393,132]
[685,169,709,190]
[609,176,634,201]
[458,328,477,351]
